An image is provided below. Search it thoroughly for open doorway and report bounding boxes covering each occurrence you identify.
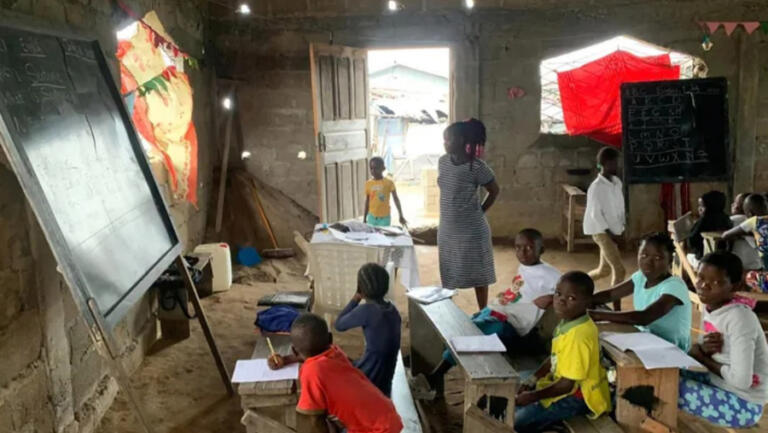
[368,48,450,228]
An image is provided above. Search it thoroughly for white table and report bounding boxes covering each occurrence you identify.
[310,224,421,290]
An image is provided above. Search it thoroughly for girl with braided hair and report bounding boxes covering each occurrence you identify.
[438,119,500,309]
[335,263,402,397]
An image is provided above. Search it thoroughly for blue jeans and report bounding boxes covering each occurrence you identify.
[514,395,588,433]
[441,308,520,366]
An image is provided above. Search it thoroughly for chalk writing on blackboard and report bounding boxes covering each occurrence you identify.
[18,37,45,57]
[621,78,728,184]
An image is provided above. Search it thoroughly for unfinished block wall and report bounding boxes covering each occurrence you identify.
[0,1,213,432]
[213,0,767,240]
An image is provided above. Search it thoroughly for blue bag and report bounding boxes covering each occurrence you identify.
[255,305,299,333]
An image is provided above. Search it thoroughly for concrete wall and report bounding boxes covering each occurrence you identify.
[212,0,767,240]
[0,1,213,432]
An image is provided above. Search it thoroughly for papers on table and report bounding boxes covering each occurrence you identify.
[406,286,456,304]
[231,359,299,383]
[600,332,703,370]
[328,228,394,246]
[451,334,507,353]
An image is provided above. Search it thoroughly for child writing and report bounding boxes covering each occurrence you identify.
[364,157,406,227]
[729,193,763,271]
[583,147,626,309]
[685,190,732,267]
[589,232,692,351]
[268,313,403,433]
[681,251,768,427]
[334,263,402,397]
[514,271,611,432]
[427,229,561,392]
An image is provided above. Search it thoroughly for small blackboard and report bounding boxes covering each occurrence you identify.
[0,21,180,328]
[621,77,729,184]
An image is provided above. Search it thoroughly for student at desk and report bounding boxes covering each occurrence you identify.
[724,194,768,292]
[268,314,403,433]
[514,272,612,432]
[682,252,768,428]
[589,232,692,351]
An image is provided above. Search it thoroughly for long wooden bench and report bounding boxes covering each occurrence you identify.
[409,298,519,433]
[392,351,423,433]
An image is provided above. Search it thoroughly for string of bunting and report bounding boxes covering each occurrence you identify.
[699,21,768,36]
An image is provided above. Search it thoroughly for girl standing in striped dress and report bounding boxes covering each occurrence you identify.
[437,119,500,309]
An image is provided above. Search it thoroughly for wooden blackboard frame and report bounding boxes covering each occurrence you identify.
[0,17,181,330]
[621,77,730,184]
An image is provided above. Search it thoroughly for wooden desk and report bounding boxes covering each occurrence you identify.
[560,184,591,253]
[239,335,297,433]
[598,323,679,433]
[409,298,519,432]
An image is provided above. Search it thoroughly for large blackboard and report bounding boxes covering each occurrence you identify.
[0,22,180,328]
[621,77,729,184]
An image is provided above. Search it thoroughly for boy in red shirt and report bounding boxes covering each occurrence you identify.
[269,313,403,433]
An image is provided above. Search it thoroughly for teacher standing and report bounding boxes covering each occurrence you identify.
[438,119,500,309]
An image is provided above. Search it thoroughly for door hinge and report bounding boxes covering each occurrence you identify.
[318,133,326,152]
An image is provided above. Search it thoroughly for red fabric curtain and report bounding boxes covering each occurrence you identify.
[557,51,680,147]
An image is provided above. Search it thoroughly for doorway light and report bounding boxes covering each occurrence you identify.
[222,97,233,110]
[388,1,398,11]
[464,0,474,8]
[237,3,251,15]
[241,150,252,160]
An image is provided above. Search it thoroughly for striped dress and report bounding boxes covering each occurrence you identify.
[437,154,497,289]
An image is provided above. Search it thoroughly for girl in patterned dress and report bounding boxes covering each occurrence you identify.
[680,251,768,427]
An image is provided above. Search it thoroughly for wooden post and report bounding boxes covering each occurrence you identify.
[175,255,235,395]
[214,87,236,233]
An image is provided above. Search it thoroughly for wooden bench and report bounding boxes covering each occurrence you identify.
[392,351,423,433]
[239,335,297,433]
[561,184,591,253]
[598,323,680,433]
[409,298,519,433]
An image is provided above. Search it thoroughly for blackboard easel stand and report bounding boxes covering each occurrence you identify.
[83,255,234,433]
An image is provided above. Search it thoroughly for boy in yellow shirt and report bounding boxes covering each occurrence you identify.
[514,271,611,432]
[364,157,406,227]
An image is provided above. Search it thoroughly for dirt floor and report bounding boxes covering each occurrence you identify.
[97,244,638,433]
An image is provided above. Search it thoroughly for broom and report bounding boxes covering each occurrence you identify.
[246,177,295,259]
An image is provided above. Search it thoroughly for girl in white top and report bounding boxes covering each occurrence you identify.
[680,251,768,427]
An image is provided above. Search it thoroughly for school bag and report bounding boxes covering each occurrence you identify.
[255,305,300,333]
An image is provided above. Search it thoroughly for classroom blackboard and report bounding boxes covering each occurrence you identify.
[621,77,729,184]
[0,21,181,328]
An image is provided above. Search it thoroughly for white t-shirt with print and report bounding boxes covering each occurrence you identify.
[487,262,562,336]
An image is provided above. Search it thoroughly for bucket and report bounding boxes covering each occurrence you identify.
[193,243,232,292]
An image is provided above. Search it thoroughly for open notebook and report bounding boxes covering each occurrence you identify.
[671,211,694,242]
[601,332,703,370]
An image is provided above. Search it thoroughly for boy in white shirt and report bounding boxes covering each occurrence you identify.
[584,147,626,309]
[426,229,562,392]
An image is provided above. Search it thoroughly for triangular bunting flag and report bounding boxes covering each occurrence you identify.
[762,22,768,34]
[706,22,721,34]
[723,22,739,35]
[743,22,761,34]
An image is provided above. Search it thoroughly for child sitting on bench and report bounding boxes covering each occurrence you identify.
[681,251,768,428]
[335,263,401,397]
[426,228,561,391]
[514,271,611,432]
[589,232,692,351]
[268,313,403,433]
